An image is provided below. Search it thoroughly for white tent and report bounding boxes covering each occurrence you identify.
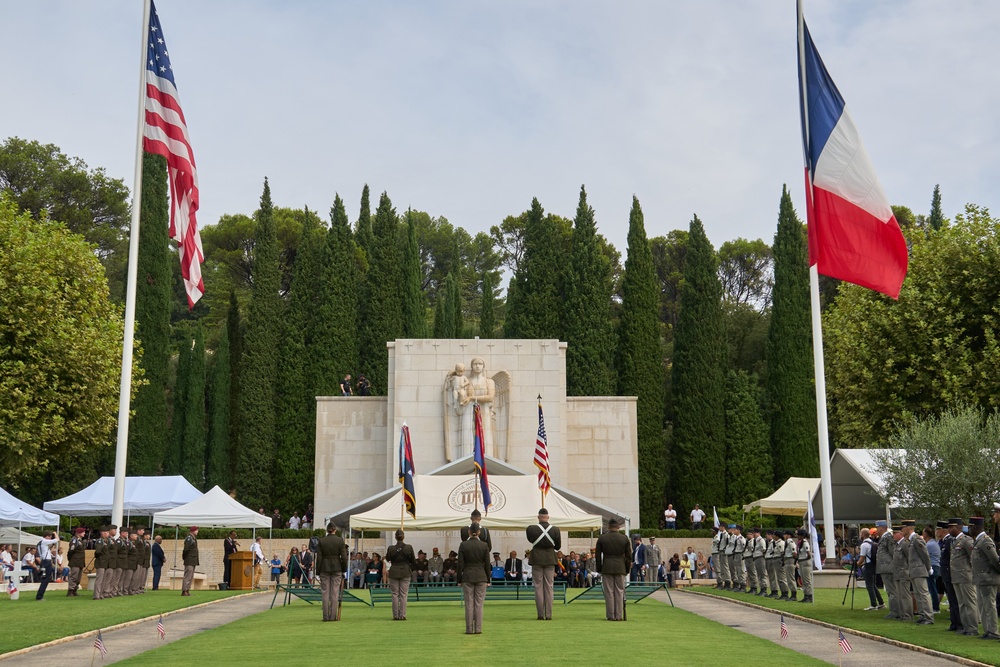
[743,477,821,515]
[152,486,271,528]
[0,526,47,547]
[810,449,909,523]
[348,474,603,531]
[1,486,59,527]
[43,476,201,516]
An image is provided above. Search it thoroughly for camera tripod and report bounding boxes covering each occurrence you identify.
[841,548,860,609]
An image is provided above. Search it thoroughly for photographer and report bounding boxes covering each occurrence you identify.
[858,527,885,610]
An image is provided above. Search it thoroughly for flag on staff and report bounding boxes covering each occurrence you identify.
[143,0,205,307]
[798,15,907,298]
[534,402,551,494]
[838,630,853,654]
[473,403,492,511]
[157,615,165,640]
[712,507,720,529]
[94,630,108,657]
[399,424,417,518]
[806,491,823,571]
[780,615,788,640]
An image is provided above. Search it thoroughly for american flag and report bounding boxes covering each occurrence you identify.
[534,402,551,493]
[94,630,108,657]
[838,630,853,654]
[143,0,204,307]
[780,615,788,639]
[157,615,165,640]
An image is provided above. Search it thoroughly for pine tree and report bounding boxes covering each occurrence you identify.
[358,192,402,392]
[724,370,773,505]
[355,184,373,262]
[616,197,666,527]
[128,152,172,475]
[765,187,817,485]
[504,198,562,338]
[479,270,495,338]
[237,179,281,510]
[928,184,944,232]
[312,194,358,396]
[182,325,206,488]
[402,209,427,337]
[205,328,231,491]
[166,340,191,475]
[564,185,614,395]
[670,215,727,514]
[225,290,243,486]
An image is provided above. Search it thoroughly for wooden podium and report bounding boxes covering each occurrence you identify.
[229,552,254,590]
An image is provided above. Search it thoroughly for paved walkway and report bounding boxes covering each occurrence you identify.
[0,592,273,665]
[664,590,986,667]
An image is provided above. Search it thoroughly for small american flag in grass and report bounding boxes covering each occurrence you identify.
[94,630,108,657]
[838,630,853,653]
[157,615,165,640]
[780,615,788,639]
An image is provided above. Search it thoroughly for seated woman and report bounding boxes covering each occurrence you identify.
[568,552,584,588]
[365,553,384,587]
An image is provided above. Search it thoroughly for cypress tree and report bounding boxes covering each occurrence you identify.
[166,340,191,475]
[928,184,944,232]
[441,273,458,337]
[225,290,243,486]
[564,185,614,395]
[129,152,172,475]
[358,192,402,392]
[479,270,495,338]
[205,329,231,491]
[312,194,358,396]
[237,178,281,510]
[670,215,727,513]
[504,198,562,338]
[182,324,206,488]
[616,197,666,527]
[724,370,773,505]
[765,187,817,484]
[402,210,427,337]
[451,239,464,337]
[433,294,447,338]
[355,184,373,262]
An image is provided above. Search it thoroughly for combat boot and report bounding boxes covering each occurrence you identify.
[778,592,788,600]
[799,595,813,603]
[788,590,797,601]
[756,588,767,597]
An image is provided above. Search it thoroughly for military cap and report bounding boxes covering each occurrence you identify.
[727,524,736,529]
[891,525,902,532]
[75,527,86,534]
[874,520,886,527]
[900,519,916,527]
[189,525,199,532]
[936,520,948,529]
[783,529,794,536]
[969,517,985,528]
[734,524,743,531]
[608,518,620,527]
[796,529,807,537]
[948,518,963,526]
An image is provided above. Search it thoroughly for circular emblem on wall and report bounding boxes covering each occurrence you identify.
[447,479,507,513]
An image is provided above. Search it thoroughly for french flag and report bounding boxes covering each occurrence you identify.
[798,18,908,299]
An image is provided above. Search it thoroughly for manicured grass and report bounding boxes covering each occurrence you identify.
[696,586,999,664]
[115,598,828,666]
[0,589,252,654]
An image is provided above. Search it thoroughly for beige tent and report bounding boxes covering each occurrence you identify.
[743,477,820,515]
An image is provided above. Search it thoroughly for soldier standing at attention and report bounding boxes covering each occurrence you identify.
[721,526,735,590]
[796,528,814,603]
[950,518,978,636]
[645,537,661,583]
[461,509,493,554]
[125,529,140,595]
[317,522,348,622]
[876,521,898,619]
[731,525,746,592]
[181,526,199,596]
[139,527,152,593]
[104,525,120,598]
[710,526,722,585]
[595,518,631,621]
[66,527,86,597]
[458,523,491,634]
[771,530,787,599]
[743,527,758,594]
[525,508,560,620]
[114,527,130,597]
[763,530,777,597]
[386,529,417,621]
[892,525,912,621]
[969,516,1000,640]
[752,527,767,596]
[939,520,961,631]
[93,527,110,600]
[902,520,933,624]
[782,529,798,601]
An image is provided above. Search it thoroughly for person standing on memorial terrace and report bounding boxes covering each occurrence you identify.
[356,374,371,396]
[690,504,706,529]
[340,374,354,396]
[663,504,677,529]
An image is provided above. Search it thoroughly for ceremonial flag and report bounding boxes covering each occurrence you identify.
[534,402,551,494]
[712,507,720,530]
[143,0,204,307]
[473,403,492,511]
[838,630,853,654]
[399,424,417,519]
[798,13,907,298]
[806,491,823,571]
[780,615,788,640]
[157,615,165,640]
[94,630,108,657]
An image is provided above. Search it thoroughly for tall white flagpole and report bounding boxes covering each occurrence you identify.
[111,0,152,528]
[797,0,836,566]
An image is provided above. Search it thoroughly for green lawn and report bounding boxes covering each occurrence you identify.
[0,589,252,654]
[695,586,998,664]
[114,598,828,666]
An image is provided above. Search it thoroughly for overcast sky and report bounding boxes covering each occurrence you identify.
[3,1,998,256]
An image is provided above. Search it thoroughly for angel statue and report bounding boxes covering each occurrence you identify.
[442,358,510,461]
[442,363,471,462]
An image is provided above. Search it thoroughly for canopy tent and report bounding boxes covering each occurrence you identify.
[152,486,271,528]
[43,476,201,516]
[0,526,48,547]
[742,477,821,515]
[1,486,59,527]
[810,449,910,523]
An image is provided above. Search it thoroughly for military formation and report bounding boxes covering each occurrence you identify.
[91,525,153,599]
[711,524,814,603]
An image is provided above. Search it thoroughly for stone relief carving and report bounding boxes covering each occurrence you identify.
[443,358,510,462]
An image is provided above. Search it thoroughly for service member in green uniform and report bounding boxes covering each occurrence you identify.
[317,522,348,621]
[525,508,560,620]
[595,518,631,621]
[125,529,139,595]
[386,529,417,620]
[67,527,87,597]
[457,523,491,634]
[93,526,110,600]
[181,526,199,596]
[105,525,120,598]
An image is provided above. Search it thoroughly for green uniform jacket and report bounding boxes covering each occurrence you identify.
[457,536,491,584]
[387,542,417,580]
[94,538,109,569]
[116,538,129,569]
[106,537,119,567]
[875,531,895,574]
[460,523,492,553]
[126,540,139,570]
[907,534,930,578]
[951,532,975,584]
[143,539,152,567]
[317,533,348,574]
[182,535,199,567]
[68,537,86,568]
[595,530,631,575]
[971,532,1000,585]
[525,522,561,566]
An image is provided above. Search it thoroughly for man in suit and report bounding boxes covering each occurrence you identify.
[970,516,1000,640]
[317,522,348,621]
[950,518,978,635]
[902,519,933,624]
[525,508,561,620]
[386,529,417,620]
[457,523,491,634]
[151,535,165,591]
[460,509,492,553]
[181,526,199,596]
[596,518,631,621]
[630,535,646,583]
[504,550,522,583]
[223,530,239,588]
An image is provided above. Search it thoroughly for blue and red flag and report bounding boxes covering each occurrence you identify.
[798,14,908,298]
[399,424,416,518]
[473,404,492,511]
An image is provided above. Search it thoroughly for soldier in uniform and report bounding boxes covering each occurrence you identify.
[892,525,913,621]
[457,523,491,634]
[386,529,417,620]
[460,509,492,553]
[124,529,139,595]
[902,519,933,624]
[751,527,767,596]
[317,522,348,621]
[710,526,722,586]
[66,527,87,597]
[764,530,780,597]
[115,528,130,596]
[645,537,662,583]
[876,521,898,619]
[428,547,444,585]
[139,527,152,593]
[181,526,199,596]
[525,508,560,620]
[950,518,979,636]
[796,528,814,603]
[731,525,746,592]
[939,520,962,632]
[104,525,119,598]
[781,529,798,601]
[595,518,631,621]
[970,516,1000,640]
[92,526,110,600]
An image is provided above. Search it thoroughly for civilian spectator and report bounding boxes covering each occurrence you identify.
[365,553,384,587]
[428,547,444,584]
[686,547,698,574]
[350,552,366,588]
[152,535,166,590]
[1,544,14,577]
[840,548,854,568]
[690,504,706,529]
[356,374,371,396]
[505,550,523,584]
[340,374,354,396]
[568,552,584,588]
[301,512,312,530]
[22,547,40,582]
[300,544,314,583]
[270,554,283,582]
[56,548,69,581]
[681,554,693,580]
[522,550,532,584]
[924,526,941,612]
[271,509,282,530]
[287,547,304,583]
[554,552,569,584]
[288,513,301,530]
[857,528,884,610]
[585,549,598,586]
[668,553,680,587]
[664,504,678,529]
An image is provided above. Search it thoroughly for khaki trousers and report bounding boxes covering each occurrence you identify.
[93,568,106,599]
[389,576,411,619]
[182,565,195,593]
[253,563,262,589]
[533,565,555,619]
[734,556,746,586]
[775,560,788,593]
[766,559,779,592]
[602,574,625,620]
[976,584,998,635]
[111,568,124,596]
[717,553,730,583]
[881,572,897,616]
[68,566,82,593]
[911,575,934,622]
[463,582,487,633]
[799,560,813,597]
[644,563,657,582]
[320,572,343,621]
[894,576,912,620]
[783,562,797,593]
[754,558,767,590]
[745,557,757,589]
[953,582,979,632]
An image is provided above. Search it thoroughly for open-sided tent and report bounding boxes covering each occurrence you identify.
[810,449,908,523]
[742,477,820,515]
[43,476,201,516]
[0,526,45,547]
[1,486,59,527]
[152,486,271,529]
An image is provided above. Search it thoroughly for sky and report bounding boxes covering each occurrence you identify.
[3,1,998,257]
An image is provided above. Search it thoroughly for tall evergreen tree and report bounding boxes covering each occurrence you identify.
[433,294,447,338]
[358,192,402,392]
[928,184,944,232]
[724,370,773,505]
[765,187,817,484]
[355,184,373,262]
[670,215,727,514]
[564,185,614,396]
[312,194,358,396]
[225,290,243,486]
[128,152,172,474]
[441,273,459,337]
[237,179,281,510]
[205,328,231,491]
[479,270,495,338]
[182,325,206,488]
[504,198,562,338]
[616,197,666,527]
[451,238,464,337]
[166,340,191,475]
[402,210,427,337]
